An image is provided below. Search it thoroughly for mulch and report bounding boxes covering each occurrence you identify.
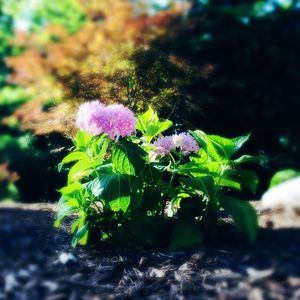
[0,203,300,300]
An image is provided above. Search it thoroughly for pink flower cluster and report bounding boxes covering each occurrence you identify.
[76,101,136,139]
[152,136,174,157]
[153,132,199,157]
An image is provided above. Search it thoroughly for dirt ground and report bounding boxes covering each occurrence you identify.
[0,202,300,300]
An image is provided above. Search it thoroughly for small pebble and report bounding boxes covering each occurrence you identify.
[58,252,76,265]
[4,273,19,293]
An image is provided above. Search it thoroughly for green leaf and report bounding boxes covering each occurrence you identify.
[112,140,146,176]
[92,135,109,163]
[136,106,158,133]
[169,220,203,251]
[269,169,300,188]
[68,159,93,183]
[231,134,251,154]
[219,177,241,191]
[61,151,88,164]
[59,182,83,196]
[84,178,104,198]
[86,174,131,212]
[220,196,258,243]
[233,155,258,165]
[71,218,81,234]
[209,134,250,160]
[71,220,89,247]
[55,205,79,227]
[190,130,220,161]
[94,163,113,174]
[136,107,173,142]
[54,196,80,227]
[74,130,92,151]
[180,175,215,200]
[208,135,234,159]
[229,170,259,194]
[191,132,250,161]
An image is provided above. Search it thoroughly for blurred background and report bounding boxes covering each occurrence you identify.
[1,0,300,203]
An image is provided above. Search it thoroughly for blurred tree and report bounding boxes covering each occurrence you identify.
[0,0,79,202]
[0,1,13,88]
[6,0,179,135]
[3,0,86,33]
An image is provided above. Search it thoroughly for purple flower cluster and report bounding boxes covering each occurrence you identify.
[152,136,174,157]
[76,101,136,139]
[153,132,199,157]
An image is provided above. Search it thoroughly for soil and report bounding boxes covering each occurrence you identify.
[0,202,300,300]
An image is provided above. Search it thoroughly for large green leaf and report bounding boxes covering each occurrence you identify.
[86,174,131,212]
[230,135,251,154]
[54,196,80,227]
[169,220,203,251]
[59,181,83,197]
[220,196,258,243]
[112,140,146,176]
[74,130,92,151]
[233,155,258,165]
[219,177,241,191]
[209,134,250,160]
[90,163,113,177]
[67,159,93,183]
[71,219,89,247]
[191,131,251,161]
[61,151,88,164]
[225,169,259,194]
[180,175,215,200]
[136,106,157,133]
[190,130,220,161]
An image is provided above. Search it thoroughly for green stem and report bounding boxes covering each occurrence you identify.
[161,154,182,216]
[161,172,176,216]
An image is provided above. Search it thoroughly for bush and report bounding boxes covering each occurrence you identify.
[0,163,19,201]
[55,103,259,249]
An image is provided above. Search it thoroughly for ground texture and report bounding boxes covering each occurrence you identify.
[0,203,300,300]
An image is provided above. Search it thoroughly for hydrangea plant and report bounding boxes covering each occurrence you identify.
[55,101,259,249]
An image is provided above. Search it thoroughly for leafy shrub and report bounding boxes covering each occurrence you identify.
[0,163,19,201]
[269,169,300,188]
[56,104,259,249]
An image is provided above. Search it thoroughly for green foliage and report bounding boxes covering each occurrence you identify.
[219,196,258,243]
[0,86,33,117]
[56,107,259,249]
[3,0,85,34]
[269,169,300,188]
[136,107,173,142]
[0,2,13,87]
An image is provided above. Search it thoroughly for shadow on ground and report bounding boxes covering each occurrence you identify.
[0,207,300,299]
